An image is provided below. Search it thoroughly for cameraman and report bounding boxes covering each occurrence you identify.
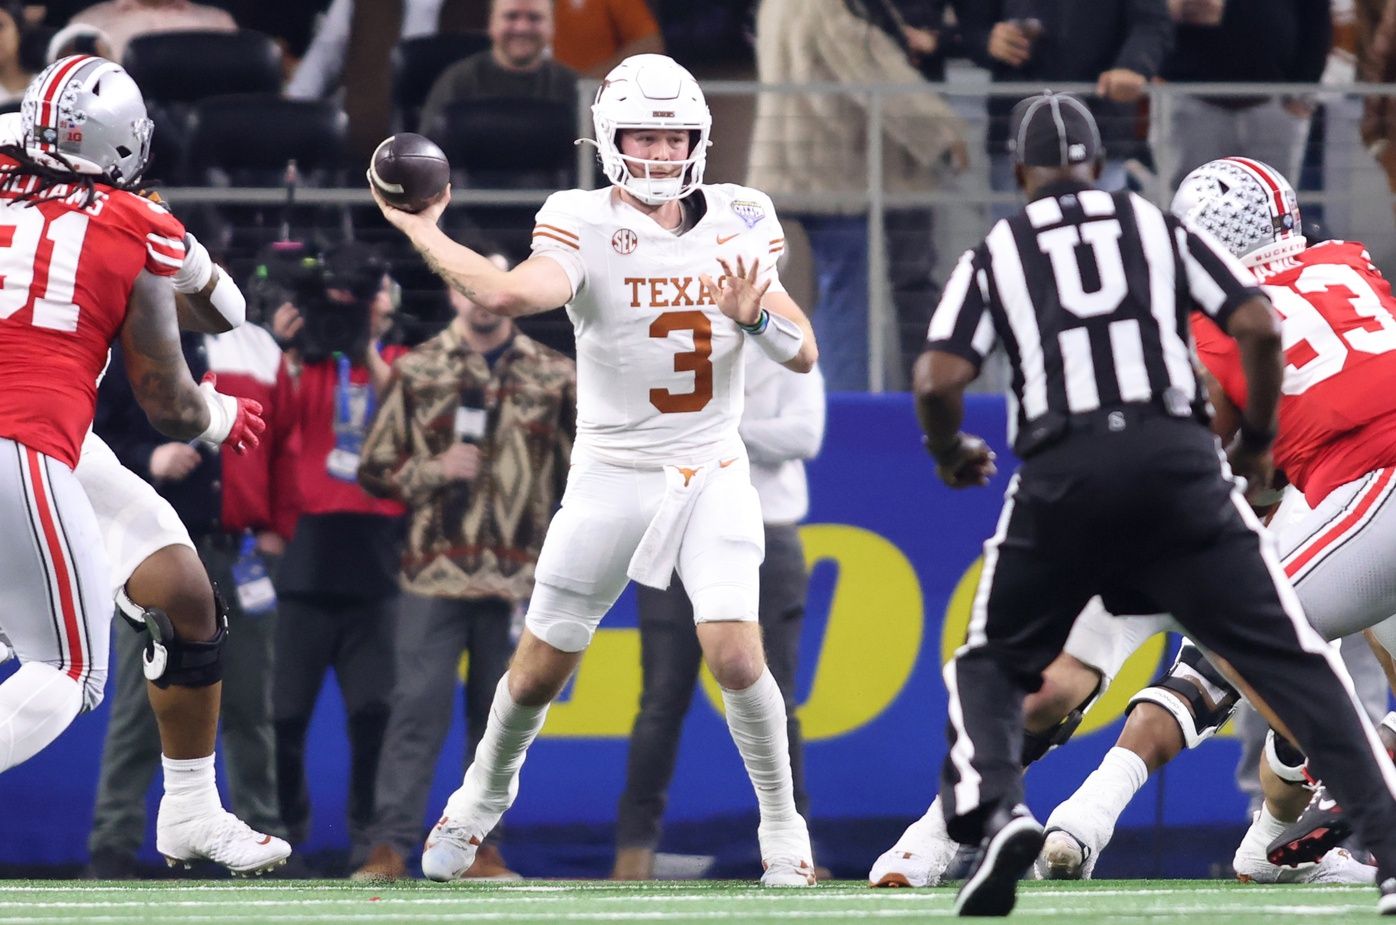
[267,242,408,874]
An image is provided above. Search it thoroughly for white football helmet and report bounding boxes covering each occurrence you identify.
[1170,157,1305,269]
[20,55,153,185]
[591,54,710,205]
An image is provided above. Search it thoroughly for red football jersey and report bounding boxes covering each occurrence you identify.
[0,157,185,468]
[1192,240,1396,505]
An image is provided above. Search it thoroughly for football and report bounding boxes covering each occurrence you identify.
[368,133,451,213]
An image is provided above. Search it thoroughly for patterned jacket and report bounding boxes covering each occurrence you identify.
[358,324,576,600]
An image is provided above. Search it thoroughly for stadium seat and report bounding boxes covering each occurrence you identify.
[122,30,282,105]
[391,33,491,133]
[186,96,349,262]
[428,96,577,188]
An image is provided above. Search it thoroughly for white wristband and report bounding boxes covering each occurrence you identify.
[744,308,804,364]
[196,380,237,445]
[172,232,213,294]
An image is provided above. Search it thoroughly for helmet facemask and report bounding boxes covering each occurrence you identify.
[591,55,711,205]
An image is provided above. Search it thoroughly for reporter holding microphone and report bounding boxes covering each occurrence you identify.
[353,252,576,882]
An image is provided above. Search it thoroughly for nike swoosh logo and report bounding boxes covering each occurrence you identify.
[719,458,736,468]
[1318,799,1338,811]
[716,234,740,245]
[257,835,272,845]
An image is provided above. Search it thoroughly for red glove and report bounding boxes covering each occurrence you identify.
[199,372,266,455]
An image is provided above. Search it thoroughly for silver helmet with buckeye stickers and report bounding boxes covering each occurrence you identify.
[20,55,153,185]
[1170,157,1306,269]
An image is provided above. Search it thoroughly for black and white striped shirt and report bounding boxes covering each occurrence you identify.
[927,179,1262,440]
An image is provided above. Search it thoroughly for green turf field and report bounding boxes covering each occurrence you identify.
[0,879,1387,925]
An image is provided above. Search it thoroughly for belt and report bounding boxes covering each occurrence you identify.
[1016,401,1202,459]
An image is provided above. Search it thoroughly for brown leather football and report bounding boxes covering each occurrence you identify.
[368,133,450,213]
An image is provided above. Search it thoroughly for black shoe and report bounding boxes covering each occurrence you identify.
[84,848,139,880]
[1266,785,1352,867]
[953,805,1045,917]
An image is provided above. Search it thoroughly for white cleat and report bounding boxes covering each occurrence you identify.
[421,815,483,882]
[1236,846,1375,884]
[1036,827,1093,880]
[868,804,958,887]
[156,807,290,876]
[758,818,815,888]
[761,857,817,887]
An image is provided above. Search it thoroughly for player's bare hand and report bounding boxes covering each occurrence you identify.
[437,442,482,482]
[369,181,451,230]
[271,301,303,345]
[149,442,201,482]
[701,256,770,327]
[931,432,997,489]
[1226,441,1276,507]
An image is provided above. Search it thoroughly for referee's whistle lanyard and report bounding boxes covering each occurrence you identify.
[327,349,378,482]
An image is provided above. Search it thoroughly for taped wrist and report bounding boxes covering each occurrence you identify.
[196,381,237,445]
[204,269,246,327]
[742,308,804,364]
[172,233,213,294]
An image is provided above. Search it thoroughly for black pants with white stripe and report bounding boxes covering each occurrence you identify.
[940,413,1396,878]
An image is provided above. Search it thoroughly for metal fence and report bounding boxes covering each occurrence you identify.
[164,79,1396,392]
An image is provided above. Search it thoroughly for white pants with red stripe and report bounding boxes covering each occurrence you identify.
[0,437,111,710]
[1277,468,1396,643]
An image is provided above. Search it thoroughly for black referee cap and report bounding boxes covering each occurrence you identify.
[1009,91,1102,167]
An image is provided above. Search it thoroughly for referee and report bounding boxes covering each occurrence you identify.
[916,91,1396,917]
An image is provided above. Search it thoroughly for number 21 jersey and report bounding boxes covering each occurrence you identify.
[530,184,786,467]
[0,159,186,468]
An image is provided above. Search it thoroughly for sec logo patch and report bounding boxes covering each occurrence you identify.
[612,228,638,255]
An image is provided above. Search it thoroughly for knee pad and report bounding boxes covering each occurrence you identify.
[1125,638,1241,750]
[1264,728,1309,784]
[523,581,604,653]
[1021,679,1102,766]
[116,583,228,689]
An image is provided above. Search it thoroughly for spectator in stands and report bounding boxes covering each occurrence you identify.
[960,0,1172,193]
[68,0,235,62]
[286,0,446,101]
[612,342,826,881]
[0,2,34,104]
[269,244,407,874]
[351,254,576,883]
[748,0,966,392]
[1158,0,1330,186]
[552,0,663,78]
[1354,0,1396,214]
[86,326,298,879]
[418,0,576,138]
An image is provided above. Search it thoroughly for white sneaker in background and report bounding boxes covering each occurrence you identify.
[868,801,958,887]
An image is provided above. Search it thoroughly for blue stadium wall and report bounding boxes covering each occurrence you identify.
[0,394,1251,877]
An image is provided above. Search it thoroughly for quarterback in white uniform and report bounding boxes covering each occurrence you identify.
[373,54,821,886]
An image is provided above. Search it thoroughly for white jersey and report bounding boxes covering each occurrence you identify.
[531,183,787,467]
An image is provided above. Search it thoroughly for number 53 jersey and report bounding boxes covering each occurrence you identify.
[1192,240,1396,506]
[531,184,786,467]
[0,163,186,469]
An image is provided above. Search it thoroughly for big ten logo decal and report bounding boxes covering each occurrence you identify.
[938,558,1170,737]
[537,524,924,739]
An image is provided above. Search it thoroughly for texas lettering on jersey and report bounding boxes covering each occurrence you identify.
[0,154,186,468]
[1192,240,1396,504]
[527,183,787,467]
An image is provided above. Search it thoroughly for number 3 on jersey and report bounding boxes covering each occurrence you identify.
[1269,263,1396,394]
[0,209,89,332]
[649,310,714,413]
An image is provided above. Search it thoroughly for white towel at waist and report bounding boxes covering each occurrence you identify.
[627,461,718,590]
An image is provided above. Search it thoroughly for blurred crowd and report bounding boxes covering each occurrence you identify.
[8,0,1394,880]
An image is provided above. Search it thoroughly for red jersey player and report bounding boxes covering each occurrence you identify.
[0,55,270,862]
